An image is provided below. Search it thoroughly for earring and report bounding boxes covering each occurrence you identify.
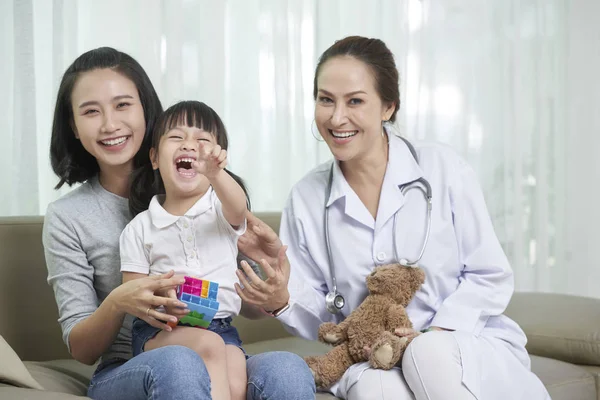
[311,120,324,142]
[381,119,390,137]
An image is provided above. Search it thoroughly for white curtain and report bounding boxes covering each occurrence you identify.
[2,0,599,298]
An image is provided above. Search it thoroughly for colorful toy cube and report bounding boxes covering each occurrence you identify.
[169,276,219,329]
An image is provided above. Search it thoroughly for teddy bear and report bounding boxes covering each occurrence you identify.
[304,263,425,389]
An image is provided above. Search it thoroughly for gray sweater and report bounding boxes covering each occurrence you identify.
[43,176,133,362]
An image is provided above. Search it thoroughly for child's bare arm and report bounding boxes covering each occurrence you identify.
[209,169,247,227]
[124,272,168,297]
[193,142,247,227]
[123,271,148,283]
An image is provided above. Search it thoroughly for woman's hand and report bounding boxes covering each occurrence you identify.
[111,271,187,331]
[392,326,450,339]
[393,327,424,340]
[362,326,451,358]
[237,211,283,267]
[235,245,291,313]
[419,326,452,333]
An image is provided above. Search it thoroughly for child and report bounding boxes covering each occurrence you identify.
[120,100,249,400]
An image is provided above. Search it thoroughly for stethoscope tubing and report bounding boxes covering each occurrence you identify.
[324,135,432,314]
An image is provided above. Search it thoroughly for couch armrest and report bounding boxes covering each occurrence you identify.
[505,292,600,366]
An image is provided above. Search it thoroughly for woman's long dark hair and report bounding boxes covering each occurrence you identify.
[50,47,162,188]
[129,100,250,216]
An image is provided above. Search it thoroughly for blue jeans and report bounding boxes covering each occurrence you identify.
[87,345,315,400]
[131,317,245,357]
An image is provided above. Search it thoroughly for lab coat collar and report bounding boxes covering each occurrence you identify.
[375,133,425,231]
[325,132,424,230]
[149,187,214,229]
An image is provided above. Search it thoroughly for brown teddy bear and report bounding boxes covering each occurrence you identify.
[304,263,425,389]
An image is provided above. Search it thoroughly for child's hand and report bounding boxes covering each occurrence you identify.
[193,142,227,179]
[163,287,189,320]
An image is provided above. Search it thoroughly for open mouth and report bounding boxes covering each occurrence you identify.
[329,130,358,139]
[175,157,196,178]
[99,136,129,147]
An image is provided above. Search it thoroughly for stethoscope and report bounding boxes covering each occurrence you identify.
[324,136,433,314]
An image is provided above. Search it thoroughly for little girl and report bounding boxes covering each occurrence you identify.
[120,100,249,400]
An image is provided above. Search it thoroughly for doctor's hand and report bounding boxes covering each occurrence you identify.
[392,326,450,338]
[234,245,291,313]
[237,211,283,267]
[362,327,451,358]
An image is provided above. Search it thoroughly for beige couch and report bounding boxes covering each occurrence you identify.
[1,214,599,399]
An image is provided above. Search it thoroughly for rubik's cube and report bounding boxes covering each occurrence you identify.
[170,276,219,329]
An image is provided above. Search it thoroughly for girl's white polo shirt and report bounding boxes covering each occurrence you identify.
[119,187,246,319]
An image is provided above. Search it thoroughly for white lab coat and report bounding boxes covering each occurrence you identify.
[277,133,549,399]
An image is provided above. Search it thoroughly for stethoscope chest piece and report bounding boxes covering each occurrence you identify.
[325,290,345,314]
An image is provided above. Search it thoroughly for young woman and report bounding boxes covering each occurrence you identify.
[43,47,315,400]
[236,36,551,400]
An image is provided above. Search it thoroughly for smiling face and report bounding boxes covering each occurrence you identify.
[151,124,216,201]
[70,68,146,175]
[314,56,395,164]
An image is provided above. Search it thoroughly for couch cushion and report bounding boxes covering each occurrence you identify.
[578,365,600,400]
[0,335,44,390]
[530,356,596,400]
[23,360,95,396]
[233,315,292,344]
[506,292,600,366]
[244,336,331,357]
[0,385,89,399]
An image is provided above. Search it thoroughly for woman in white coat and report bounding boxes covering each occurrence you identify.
[236,36,550,400]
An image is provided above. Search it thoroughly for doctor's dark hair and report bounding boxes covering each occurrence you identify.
[313,36,400,123]
[50,47,163,189]
[129,100,251,216]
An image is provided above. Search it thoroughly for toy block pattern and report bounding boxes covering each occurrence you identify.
[169,276,220,329]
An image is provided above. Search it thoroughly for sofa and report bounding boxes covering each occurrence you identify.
[1,214,599,399]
